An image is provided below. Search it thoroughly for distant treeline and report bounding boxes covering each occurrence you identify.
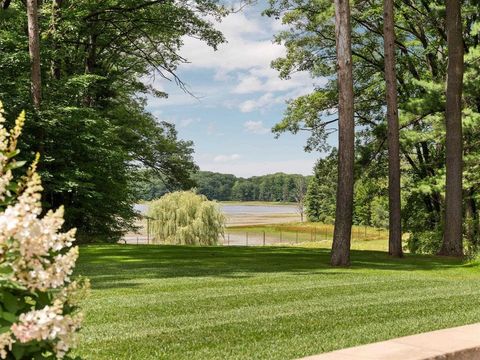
[136,171,311,202]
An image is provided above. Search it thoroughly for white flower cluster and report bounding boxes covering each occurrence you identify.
[0,172,79,291]
[0,333,13,359]
[11,300,83,359]
[0,102,86,359]
[0,101,17,203]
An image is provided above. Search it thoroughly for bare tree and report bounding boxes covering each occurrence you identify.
[383,0,403,257]
[294,177,307,222]
[27,0,42,109]
[331,0,354,266]
[440,0,464,257]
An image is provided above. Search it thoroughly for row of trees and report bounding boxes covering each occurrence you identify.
[0,1,228,241]
[267,0,478,264]
[137,170,310,203]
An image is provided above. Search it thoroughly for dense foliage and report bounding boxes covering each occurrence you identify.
[147,191,225,245]
[305,149,389,228]
[0,104,88,359]
[305,150,337,224]
[0,0,226,242]
[266,0,480,253]
[137,171,311,202]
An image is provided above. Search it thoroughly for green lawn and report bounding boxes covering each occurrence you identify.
[75,245,480,360]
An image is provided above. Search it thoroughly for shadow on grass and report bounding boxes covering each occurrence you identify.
[74,244,475,290]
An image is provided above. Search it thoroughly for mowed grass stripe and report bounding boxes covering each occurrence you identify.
[83,285,480,335]
[83,277,476,323]
[75,245,480,360]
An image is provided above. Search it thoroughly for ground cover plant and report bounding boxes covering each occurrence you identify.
[75,245,480,360]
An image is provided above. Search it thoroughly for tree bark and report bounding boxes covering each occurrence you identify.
[383,0,403,257]
[2,0,11,10]
[331,0,354,267]
[27,0,42,109]
[439,0,464,257]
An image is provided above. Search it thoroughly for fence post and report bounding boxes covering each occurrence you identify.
[136,236,139,245]
[314,228,317,241]
[228,233,230,246]
[296,231,298,244]
[147,218,150,244]
[263,231,266,246]
[246,232,248,246]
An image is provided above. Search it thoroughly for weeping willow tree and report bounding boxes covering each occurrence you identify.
[147,191,225,245]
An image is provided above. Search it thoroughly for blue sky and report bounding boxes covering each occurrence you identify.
[145,2,329,177]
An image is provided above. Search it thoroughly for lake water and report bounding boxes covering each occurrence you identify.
[134,203,297,216]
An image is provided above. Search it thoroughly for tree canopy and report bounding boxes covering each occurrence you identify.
[266,0,480,254]
[0,0,227,241]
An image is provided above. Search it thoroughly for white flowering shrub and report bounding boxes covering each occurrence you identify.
[0,102,88,359]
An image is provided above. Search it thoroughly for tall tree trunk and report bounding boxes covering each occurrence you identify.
[2,0,11,10]
[27,0,42,109]
[439,0,464,257]
[331,0,354,267]
[383,0,403,257]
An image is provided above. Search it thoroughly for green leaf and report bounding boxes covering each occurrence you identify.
[1,310,17,323]
[0,264,13,275]
[5,149,20,159]
[5,160,26,171]
[12,343,25,360]
[3,292,19,313]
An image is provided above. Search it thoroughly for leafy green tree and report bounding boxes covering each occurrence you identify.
[305,150,337,223]
[0,0,225,241]
[148,191,225,245]
[265,0,480,253]
[193,171,237,200]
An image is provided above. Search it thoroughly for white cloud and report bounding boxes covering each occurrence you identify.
[243,120,270,134]
[213,154,242,163]
[238,83,318,113]
[236,67,317,95]
[146,7,324,112]
[239,93,280,112]
[207,122,224,136]
[178,118,200,127]
[232,75,264,94]
[179,11,285,75]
